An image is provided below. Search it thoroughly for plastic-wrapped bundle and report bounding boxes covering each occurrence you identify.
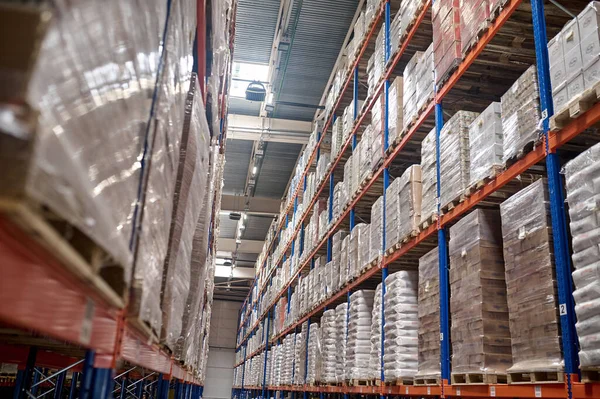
[294,325,306,385]
[283,334,296,385]
[335,302,349,384]
[369,283,383,381]
[353,139,363,193]
[340,235,350,287]
[346,290,375,381]
[359,224,372,274]
[564,143,600,367]
[369,196,384,264]
[449,209,512,376]
[369,113,384,170]
[359,132,374,184]
[332,117,344,159]
[500,179,563,373]
[416,248,441,381]
[366,0,384,25]
[307,323,322,384]
[432,0,462,86]
[332,231,347,292]
[398,165,423,242]
[439,110,479,208]
[388,77,405,144]
[469,102,503,187]
[400,0,426,41]
[349,223,367,279]
[501,65,542,164]
[333,182,344,222]
[403,51,423,125]
[460,0,490,56]
[386,177,401,251]
[416,44,434,111]
[316,152,331,185]
[383,271,419,381]
[324,261,335,299]
[420,129,438,224]
[345,155,355,199]
[321,309,338,384]
[367,26,386,97]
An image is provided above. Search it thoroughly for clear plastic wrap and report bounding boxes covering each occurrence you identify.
[469,102,503,187]
[449,209,512,375]
[420,129,438,223]
[460,0,490,56]
[359,223,372,275]
[416,247,441,380]
[294,324,306,385]
[369,196,384,264]
[388,77,404,144]
[383,271,419,381]
[432,0,461,86]
[349,223,366,279]
[336,302,349,384]
[417,44,435,111]
[500,179,563,372]
[564,142,600,367]
[398,165,423,242]
[346,290,375,381]
[321,309,338,384]
[307,322,322,384]
[440,110,479,209]
[385,177,401,251]
[403,51,423,125]
[340,235,350,287]
[370,283,383,380]
[501,65,542,164]
[332,230,347,292]
[345,155,354,199]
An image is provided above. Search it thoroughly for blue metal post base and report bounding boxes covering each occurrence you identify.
[91,368,114,399]
[68,372,79,399]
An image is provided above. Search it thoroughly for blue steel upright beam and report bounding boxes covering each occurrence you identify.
[350,66,359,229]
[68,372,79,399]
[435,102,451,382]
[262,310,271,399]
[79,350,95,399]
[53,370,65,399]
[91,368,114,399]
[13,370,25,399]
[530,0,579,384]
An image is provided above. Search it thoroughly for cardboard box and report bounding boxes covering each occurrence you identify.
[416,248,441,379]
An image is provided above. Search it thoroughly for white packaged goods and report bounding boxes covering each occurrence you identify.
[353,142,362,194]
[433,0,461,86]
[340,235,351,286]
[366,0,383,25]
[439,110,479,209]
[400,0,427,42]
[416,44,434,111]
[564,143,600,367]
[398,165,423,242]
[500,179,563,373]
[284,334,296,384]
[349,223,367,279]
[294,325,306,385]
[383,271,419,381]
[420,129,438,224]
[468,102,503,187]
[346,290,376,381]
[416,248,441,380]
[388,77,405,144]
[501,65,542,164]
[404,51,423,125]
[333,117,344,159]
[370,283,383,380]
[549,3,600,112]
[336,303,349,384]
[321,309,338,384]
[332,231,348,292]
[359,224,372,274]
[317,152,331,186]
[368,26,386,97]
[385,177,401,251]
[449,209,512,376]
[368,113,384,170]
[369,196,384,264]
[345,155,355,200]
[307,323,322,384]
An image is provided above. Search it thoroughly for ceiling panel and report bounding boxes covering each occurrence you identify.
[223,138,254,196]
[254,142,303,199]
[233,0,281,64]
[242,214,274,241]
[219,213,239,239]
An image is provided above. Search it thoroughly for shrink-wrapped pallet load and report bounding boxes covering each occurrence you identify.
[345,155,355,200]
[307,323,322,384]
[399,0,427,41]
[404,51,424,125]
[383,271,419,382]
[501,65,542,164]
[346,290,376,382]
[416,44,434,111]
[336,302,349,384]
[386,176,401,251]
[340,235,351,287]
[433,0,462,86]
[398,165,423,242]
[439,110,479,209]
[369,109,384,170]
[370,283,383,381]
[460,0,490,56]
[564,142,600,367]
[359,224,372,274]
[388,77,405,144]
[349,223,368,279]
[449,209,512,381]
[420,129,438,225]
[500,179,563,376]
[332,231,348,292]
[369,196,384,265]
[415,248,441,382]
[469,102,503,188]
[321,309,338,384]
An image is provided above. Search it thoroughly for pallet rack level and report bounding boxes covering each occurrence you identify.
[234,0,600,398]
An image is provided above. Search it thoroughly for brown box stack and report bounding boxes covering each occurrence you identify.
[449,209,512,376]
[500,179,563,373]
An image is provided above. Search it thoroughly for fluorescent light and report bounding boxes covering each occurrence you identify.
[252,166,257,175]
[244,213,248,220]
[215,265,233,278]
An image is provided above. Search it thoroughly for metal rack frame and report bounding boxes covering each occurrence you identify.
[233,0,600,397]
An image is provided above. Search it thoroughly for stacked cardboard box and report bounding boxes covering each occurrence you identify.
[501,65,542,164]
[340,235,351,286]
[469,102,503,187]
[416,44,435,111]
[439,111,479,208]
[386,177,401,251]
[336,302,349,384]
[500,179,563,373]
[433,0,462,86]
[346,290,376,381]
[321,309,338,384]
[369,196,384,264]
[416,248,441,381]
[404,51,423,125]
[370,283,383,380]
[383,271,419,381]
[420,129,438,224]
[368,26,386,97]
[369,106,384,169]
[564,142,600,367]
[549,2,600,112]
[460,0,490,56]
[400,0,427,41]
[449,209,512,376]
[366,0,384,25]
[398,165,423,242]
[388,77,405,144]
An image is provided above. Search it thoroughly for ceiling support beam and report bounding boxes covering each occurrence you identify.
[221,195,281,216]
[218,238,264,253]
[227,115,312,144]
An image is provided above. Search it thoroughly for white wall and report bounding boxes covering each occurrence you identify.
[204,300,241,399]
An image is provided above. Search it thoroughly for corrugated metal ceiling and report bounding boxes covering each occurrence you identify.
[219,213,239,239]
[228,97,261,117]
[223,138,254,195]
[233,0,281,64]
[254,142,303,198]
[243,214,275,241]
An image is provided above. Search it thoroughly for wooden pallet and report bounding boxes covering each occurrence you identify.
[550,80,600,131]
[465,165,504,196]
[0,198,126,308]
[504,138,540,169]
[436,58,462,91]
[440,194,467,214]
[385,242,401,256]
[508,371,564,384]
[350,379,372,387]
[462,20,492,57]
[384,377,414,386]
[414,376,441,386]
[581,368,600,383]
[490,0,511,20]
[451,373,507,385]
[418,213,438,232]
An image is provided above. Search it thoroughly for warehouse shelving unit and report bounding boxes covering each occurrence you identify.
[0,0,236,397]
[234,0,600,398]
